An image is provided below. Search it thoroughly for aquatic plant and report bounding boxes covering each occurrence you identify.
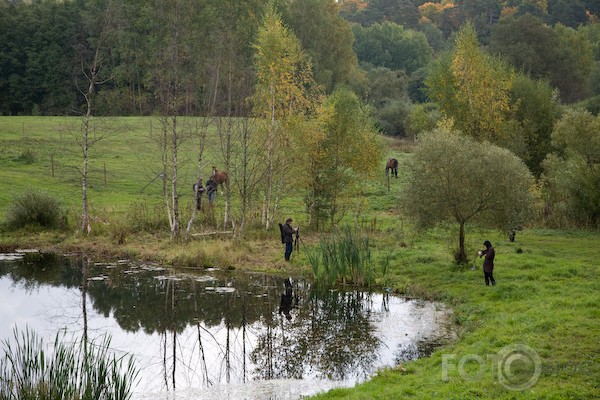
[0,327,138,400]
[308,226,375,287]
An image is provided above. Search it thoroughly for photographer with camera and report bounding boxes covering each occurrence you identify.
[281,218,298,261]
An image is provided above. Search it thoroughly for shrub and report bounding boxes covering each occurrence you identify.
[15,149,36,164]
[4,189,65,230]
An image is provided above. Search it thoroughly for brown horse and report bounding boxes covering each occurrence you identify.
[385,158,398,178]
[211,166,228,186]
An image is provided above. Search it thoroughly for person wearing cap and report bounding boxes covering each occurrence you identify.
[478,240,496,286]
[282,218,298,261]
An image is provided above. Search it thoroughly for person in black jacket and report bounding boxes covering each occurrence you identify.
[206,177,217,205]
[282,218,297,261]
[479,240,496,286]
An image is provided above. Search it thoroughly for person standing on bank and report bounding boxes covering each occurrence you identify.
[282,218,298,261]
[206,177,217,206]
[479,240,496,286]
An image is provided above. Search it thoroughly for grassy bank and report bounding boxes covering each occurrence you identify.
[311,228,600,399]
[1,117,599,399]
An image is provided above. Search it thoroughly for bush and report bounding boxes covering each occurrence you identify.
[4,189,65,230]
[15,149,36,164]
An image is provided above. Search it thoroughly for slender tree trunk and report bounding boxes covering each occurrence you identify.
[458,221,466,264]
[171,116,180,238]
[81,49,99,234]
[264,88,276,230]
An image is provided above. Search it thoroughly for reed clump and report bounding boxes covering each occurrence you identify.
[308,225,375,287]
[0,327,138,400]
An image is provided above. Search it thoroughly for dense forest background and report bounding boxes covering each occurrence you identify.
[1,0,600,230]
[2,0,599,121]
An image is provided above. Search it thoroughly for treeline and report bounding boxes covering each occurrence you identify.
[1,0,599,120]
[0,0,358,117]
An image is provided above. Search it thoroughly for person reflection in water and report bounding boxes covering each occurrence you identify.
[279,278,298,321]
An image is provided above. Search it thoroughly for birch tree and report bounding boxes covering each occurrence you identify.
[76,0,116,235]
[426,22,514,144]
[146,0,203,239]
[252,4,320,230]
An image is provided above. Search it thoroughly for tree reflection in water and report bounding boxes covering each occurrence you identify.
[0,253,452,395]
[252,284,380,382]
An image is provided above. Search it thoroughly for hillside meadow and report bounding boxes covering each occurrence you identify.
[0,116,598,399]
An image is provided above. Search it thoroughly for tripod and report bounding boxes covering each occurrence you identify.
[294,229,304,253]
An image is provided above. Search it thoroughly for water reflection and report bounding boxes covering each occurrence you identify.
[0,253,453,399]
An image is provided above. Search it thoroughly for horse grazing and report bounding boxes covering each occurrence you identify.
[211,166,228,186]
[385,158,398,178]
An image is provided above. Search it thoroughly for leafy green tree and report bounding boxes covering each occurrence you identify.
[551,23,594,102]
[489,14,558,79]
[297,88,382,228]
[509,74,561,178]
[402,123,535,263]
[459,0,501,43]
[356,65,412,136]
[353,22,433,75]
[416,21,447,53]
[547,0,588,28]
[406,102,441,140]
[542,109,600,228]
[489,14,594,103]
[284,0,358,92]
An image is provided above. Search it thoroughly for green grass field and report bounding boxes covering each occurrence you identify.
[0,117,598,399]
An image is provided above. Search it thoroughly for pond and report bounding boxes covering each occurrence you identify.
[0,251,455,400]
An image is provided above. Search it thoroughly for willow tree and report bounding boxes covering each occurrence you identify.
[402,123,535,264]
[426,22,514,144]
[252,4,320,230]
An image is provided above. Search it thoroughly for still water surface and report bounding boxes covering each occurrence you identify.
[0,251,454,400]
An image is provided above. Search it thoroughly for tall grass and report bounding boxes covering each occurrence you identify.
[0,327,138,400]
[308,226,375,287]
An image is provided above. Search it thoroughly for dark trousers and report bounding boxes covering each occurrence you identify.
[284,242,293,261]
[484,271,496,286]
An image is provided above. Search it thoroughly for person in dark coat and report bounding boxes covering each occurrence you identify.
[206,177,217,205]
[193,181,206,210]
[282,218,297,261]
[479,240,496,286]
